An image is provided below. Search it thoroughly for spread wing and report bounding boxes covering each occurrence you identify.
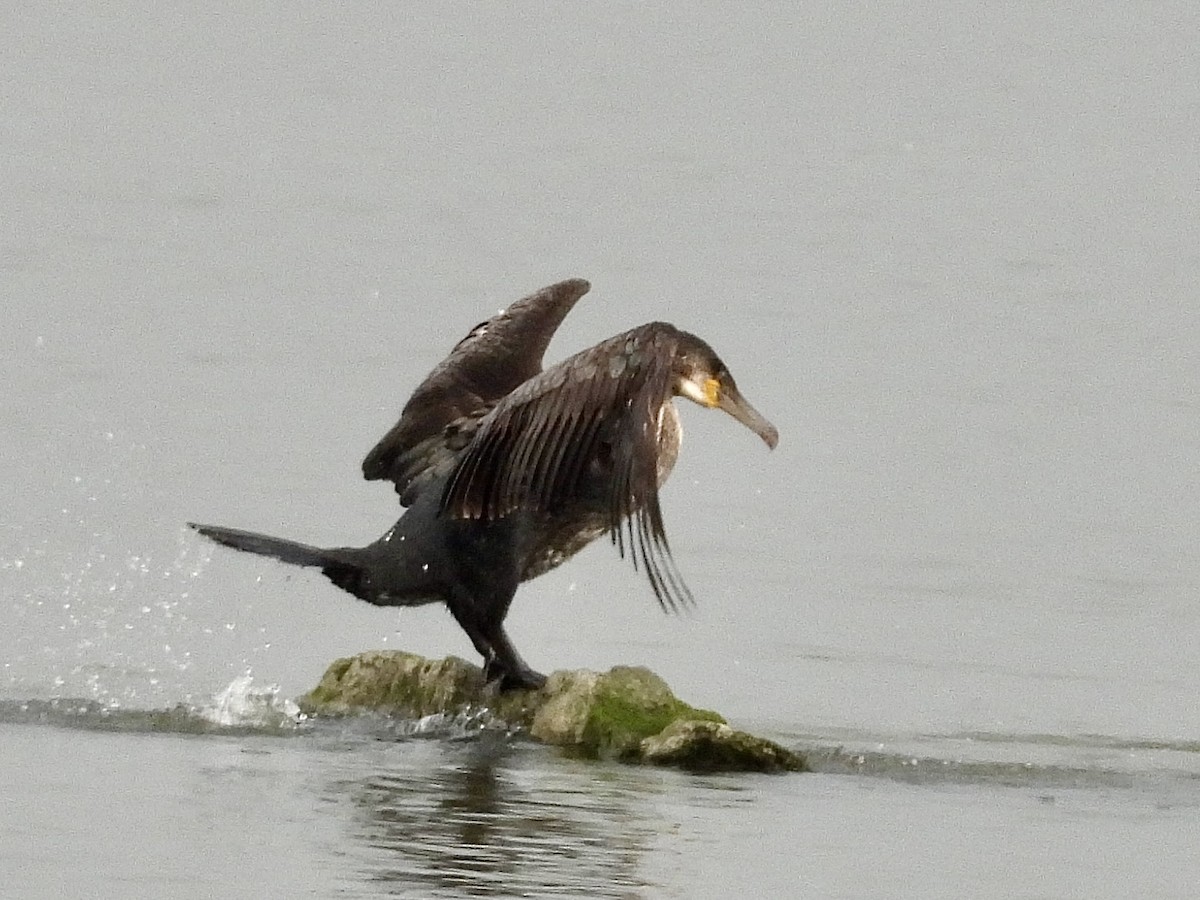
[442,323,694,611]
[362,278,591,505]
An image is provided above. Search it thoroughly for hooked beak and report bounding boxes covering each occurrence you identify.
[717,383,779,450]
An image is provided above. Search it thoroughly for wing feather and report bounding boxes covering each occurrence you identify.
[362,278,590,504]
[442,323,694,611]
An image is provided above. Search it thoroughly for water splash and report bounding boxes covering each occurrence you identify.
[396,707,509,740]
[199,673,303,729]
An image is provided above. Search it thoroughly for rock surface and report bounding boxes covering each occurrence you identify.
[299,650,806,773]
[640,719,806,773]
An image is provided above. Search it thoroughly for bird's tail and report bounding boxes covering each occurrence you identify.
[189,523,331,566]
[188,522,372,601]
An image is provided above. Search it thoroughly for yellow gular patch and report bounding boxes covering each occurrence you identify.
[703,377,721,407]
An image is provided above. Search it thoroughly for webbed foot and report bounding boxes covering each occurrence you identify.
[483,657,547,692]
[499,667,547,692]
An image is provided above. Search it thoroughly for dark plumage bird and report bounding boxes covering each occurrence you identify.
[191,279,778,690]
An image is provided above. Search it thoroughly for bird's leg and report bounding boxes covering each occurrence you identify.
[484,623,547,691]
[445,578,545,692]
[473,571,547,691]
[443,598,502,680]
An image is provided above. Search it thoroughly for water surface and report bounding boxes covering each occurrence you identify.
[3,3,1199,897]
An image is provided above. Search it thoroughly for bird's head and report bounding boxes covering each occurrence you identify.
[672,334,779,449]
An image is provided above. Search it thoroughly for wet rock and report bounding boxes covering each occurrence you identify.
[300,650,486,718]
[299,650,807,773]
[640,719,807,773]
[528,665,725,759]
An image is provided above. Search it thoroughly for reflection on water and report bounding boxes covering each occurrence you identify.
[4,716,1196,900]
[334,737,671,898]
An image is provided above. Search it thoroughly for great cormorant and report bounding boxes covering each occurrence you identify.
[190,279,778,690]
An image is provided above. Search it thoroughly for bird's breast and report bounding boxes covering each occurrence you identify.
[655,400,682,488]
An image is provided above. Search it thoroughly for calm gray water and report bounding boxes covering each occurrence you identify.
[3,3,1199,897]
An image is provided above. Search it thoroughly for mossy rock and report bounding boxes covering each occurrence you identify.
[298,650,806,773]
[529,666,724,760]
[300,650,487,719]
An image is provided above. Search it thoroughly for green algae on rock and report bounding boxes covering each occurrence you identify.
[528,666,725,760]
[299,650,807,773]
[301,650,487,718]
